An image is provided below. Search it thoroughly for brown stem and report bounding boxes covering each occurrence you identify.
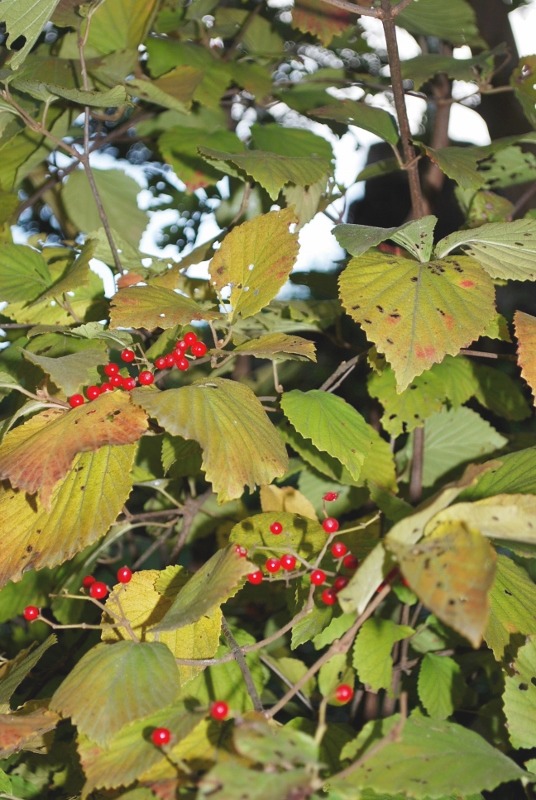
[221,617,264,712]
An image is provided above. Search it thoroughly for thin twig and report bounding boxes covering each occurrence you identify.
[319,354,362,392]
[222,617,264,712]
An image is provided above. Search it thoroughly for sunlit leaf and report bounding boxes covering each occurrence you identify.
[503,637,536,749]
[337,542,389,616]
[514,310,536,405]
[0,0,61,69]
[485,555,536,659]
[259,485,317,520]
[234,333,316,362]
[110,285,222,329]
[0,392,147,507]
[281,390,374,482]
[353,619,414,695]
[312,101,399,145]
[234,715,319,766]
[229,511,326,562]
[425,145,486,191]
[86,0,157,55]
[51,641,180,746]
[388,521,497,647]
[208,209,298,322]
[339,251,495,391]
[132,380,288,502]
[418,653,464,719]
[0,244,51,302]
[0,443,137,588]
[435,219,536,281]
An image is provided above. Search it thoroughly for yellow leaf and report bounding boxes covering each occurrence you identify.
[260,485,318,520]
[514,310,536,406]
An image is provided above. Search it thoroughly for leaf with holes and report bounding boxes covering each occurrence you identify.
[0,443,137,589]
[110,285,222,330]
[50,641,180,746]
[353,619,414,695]
[281,390,374,482]
[485,555,536,660]
[425,145,486,191]
[0,0,61,69]
[514,310,536,405]
[339,251,495,391]
[388,521,496,648]
[208,209,298,323]
[132,380,287,502]
[0,392,147,508]
[102,568,222,686]
[503,637,536,749]
[435,219,536,281]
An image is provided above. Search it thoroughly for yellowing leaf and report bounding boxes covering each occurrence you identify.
[0,392,147,507]
[234,333,316,362]
[514,310,536,406]
[132,381,288,502]
[209,209,298,323]
[389,521,497,648]
[103,569,221,685]
[259,485,318,520]
[51,641,180,746]
[110,285,222,330]
[0,703,59,758]
[0,443,137,589]
[229,511,326,562]
[291,0,352,46]
[339,251,496,391]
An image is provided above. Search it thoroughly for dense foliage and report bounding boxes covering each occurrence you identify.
[0,0,536,798]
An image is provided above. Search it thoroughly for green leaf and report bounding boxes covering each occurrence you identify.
[484,555,536,660]
[151,547,252,632]
[292,604,334,650]
[161,435,203,478]
[132,380,288,503]
[51,641,180,746]
[312,613,355,650]
[339,251,496,391]
[472,363,531,421]
[0,443,137,589]
[78,701,204,795]
[229,511,326,562]
[418,654,464,719]
[396,0,484,47]
[110,285,221,329]
[425,145,486,191]
[353,619,414,695]
[0,636,57,711]
[401,49,500,90]
[435,219,536,281]
[126,67,204,112]
[233,716,319,766]
[310,101,399,145]
[234,333,317,362]
[86,0,158,55]
[319,653,353,698]
[0,0,61,69]
[22,348,107,396]
[208,209,299,323]
[16,82,128,108]
[337,542,389,616]
[503,637,536,749]
[404,407,507,488]
[200,147,331,201]
[0,244,51,302]
[334,216,437,262]
[62,169,148,250]
[159,126,244,191]
[281,390,374,482]
[388,521,497,648]
[200,762,312,800]
[334,715,524,798]
[511,56,536,129]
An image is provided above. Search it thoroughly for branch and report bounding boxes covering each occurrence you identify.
[317,0,381,17]
[222,617,264,712]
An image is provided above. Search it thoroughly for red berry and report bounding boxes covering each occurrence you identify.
[335,684,354,703]
[104,363,119,377]
[89,581,108,600]
[342,554,359,571]
[191,341,208,358]
[321,588,338,606]
[151,727,171,746]
[86,385,101,400]
[210,701,229,721]
[82,575,96,589]
[100,382,114,392]
[154,356,167,370]
[175,355,189,371]
[270,521,283,535]
[322,517,340,534]
[123,377,137,391]
[23,606,39,621]
[164,352,175,368]
[331,542,348,558]
[138,370,154,386]
[323,492,339,502]
[68,394,84,408]
[265,557,281,574]
[117,566,132,584]
[281,554,297,571]
[110,374,123,387]
[235,545,248,558]
[247,570,263,585]
[183,331,197,346]
[174,340,187,353]
[120,348,136,363]
[310,569,327,586]
[333,576,349,592]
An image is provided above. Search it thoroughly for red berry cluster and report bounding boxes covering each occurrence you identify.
[67,332,208,408]
[151,700,229,747]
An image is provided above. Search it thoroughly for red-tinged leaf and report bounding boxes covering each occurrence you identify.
[50,641,180,746]
[209,209,299,322]
[0,443,137,589]
[339,251,496,391]
[291,0,352,46]
[0,392,147,507]
[110,284,222,330]
[0,703,60,757]
[514,310,536,406]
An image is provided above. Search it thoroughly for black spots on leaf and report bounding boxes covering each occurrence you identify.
[386,337,394,344]
[364,319,372,325]
[411,276,418,283]
[26,545,33,553]
[532,677,536,687]
[409,384,417,390]
[389,312,401,320]
[437,308,446,317]
[518,683,529,691]
[352,304,360,310]
[504,588,513,596]
[376,305,384,313]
